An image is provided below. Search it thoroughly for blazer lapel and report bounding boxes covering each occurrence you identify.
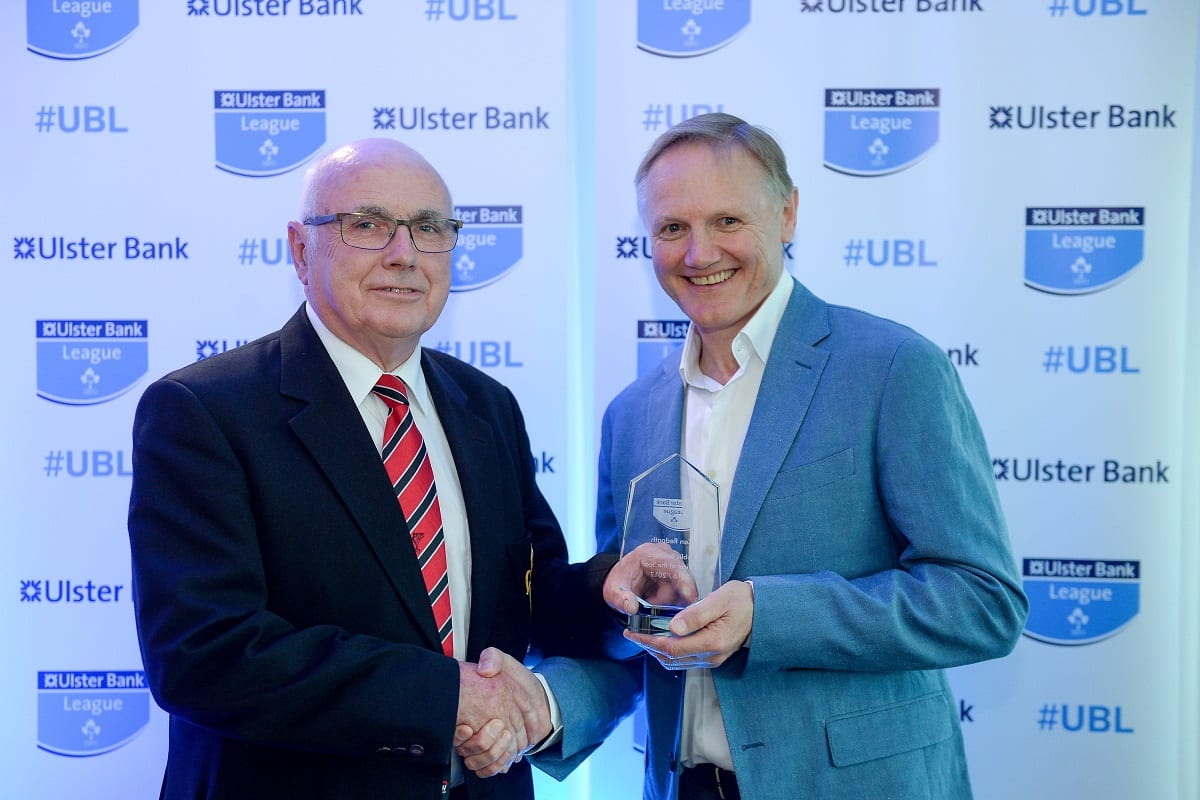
[279,308,444,651]
[644,357,686,467]
[720,281,831,581]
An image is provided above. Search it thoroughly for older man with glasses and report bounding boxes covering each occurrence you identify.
[128,138,636,800]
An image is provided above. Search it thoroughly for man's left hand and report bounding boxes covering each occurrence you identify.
[623,580,754,670]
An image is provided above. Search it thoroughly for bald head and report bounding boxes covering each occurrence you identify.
[299,138,452,221]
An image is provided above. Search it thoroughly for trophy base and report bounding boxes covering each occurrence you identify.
[626,602,684,636]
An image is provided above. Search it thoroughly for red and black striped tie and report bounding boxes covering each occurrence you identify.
[373,374,454,658]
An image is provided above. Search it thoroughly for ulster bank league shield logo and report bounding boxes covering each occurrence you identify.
[653,498,689,531]
[824,89,940,176]
[1024,207,1145,294]
[450,206,523,291]
[38,671,151,757]
[27,0,139,60]
[214,90,327,178]
[637,320,688,378]
[1022,558,1140,646]
[637,0,750,57]
[36,320,149,405]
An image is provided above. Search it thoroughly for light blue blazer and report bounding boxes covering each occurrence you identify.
[540,279,1027,799]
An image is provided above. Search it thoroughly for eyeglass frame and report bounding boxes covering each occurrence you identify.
[303,211,464,253]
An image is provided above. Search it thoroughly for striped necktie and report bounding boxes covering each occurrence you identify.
[373,374,454,658]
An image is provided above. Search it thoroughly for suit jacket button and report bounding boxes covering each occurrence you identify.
[376,746,391,754]
[409,744,425,757]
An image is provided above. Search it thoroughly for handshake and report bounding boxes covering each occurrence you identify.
[454,647,552,779]
[453,546,757,779]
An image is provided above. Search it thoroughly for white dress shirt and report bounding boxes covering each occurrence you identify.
[677,272,793,770]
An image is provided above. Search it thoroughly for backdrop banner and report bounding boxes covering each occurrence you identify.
[2,3,1196,799]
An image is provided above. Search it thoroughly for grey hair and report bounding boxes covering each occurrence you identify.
[634,112,794,208]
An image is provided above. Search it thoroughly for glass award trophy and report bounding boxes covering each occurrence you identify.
[620,453,721,635]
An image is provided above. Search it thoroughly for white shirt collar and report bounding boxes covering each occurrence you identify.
[678,271,794,387]
[303,303,432,413]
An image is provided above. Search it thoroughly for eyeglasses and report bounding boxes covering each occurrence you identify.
[304,212,463,253]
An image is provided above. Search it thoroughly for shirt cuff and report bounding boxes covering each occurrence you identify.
[528,672,563,753]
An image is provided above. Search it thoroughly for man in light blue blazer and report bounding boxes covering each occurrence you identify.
[547,113,1028,800]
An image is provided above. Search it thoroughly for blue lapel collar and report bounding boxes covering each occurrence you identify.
[643,355,686,467]
[719,280,831,581]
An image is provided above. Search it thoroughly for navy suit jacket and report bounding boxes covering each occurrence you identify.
[545,279,1028,799]
[128,306,616,800]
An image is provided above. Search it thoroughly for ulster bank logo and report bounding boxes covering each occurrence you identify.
[36,320,149,405]
[637,0,750,57]
[1023,558,1140,646]
[824,89,940,176]
[449,206,523,291]
[637,320,688,378]
[1024,207,1144,295]
[214,90,327,177]
[27,0,139,60]
[38,671,150,757]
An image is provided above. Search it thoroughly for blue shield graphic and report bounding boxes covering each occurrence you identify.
[37,671,151,757]
[214,91,327,178]
[653,498,689,531]
[27,0,139,60]
[1022,559,1140,645]
[637,319,688,377]
[637,0,750,58]
[36,320,148,405]
[1023,207,1145,294]
[638,341,684,376]
[450,206,524,291]
[824,89,940,176]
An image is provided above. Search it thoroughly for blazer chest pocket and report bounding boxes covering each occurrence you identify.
[825,691,954,767]
[766,447,855,502]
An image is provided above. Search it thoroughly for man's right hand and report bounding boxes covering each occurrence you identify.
[603,542,700,615]
[454,647,551,778]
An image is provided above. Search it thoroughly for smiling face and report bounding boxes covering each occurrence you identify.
[287,139,453,371]
[639,141,797,360]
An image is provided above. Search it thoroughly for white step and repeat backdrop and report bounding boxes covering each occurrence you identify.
[3,2,1197,799]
